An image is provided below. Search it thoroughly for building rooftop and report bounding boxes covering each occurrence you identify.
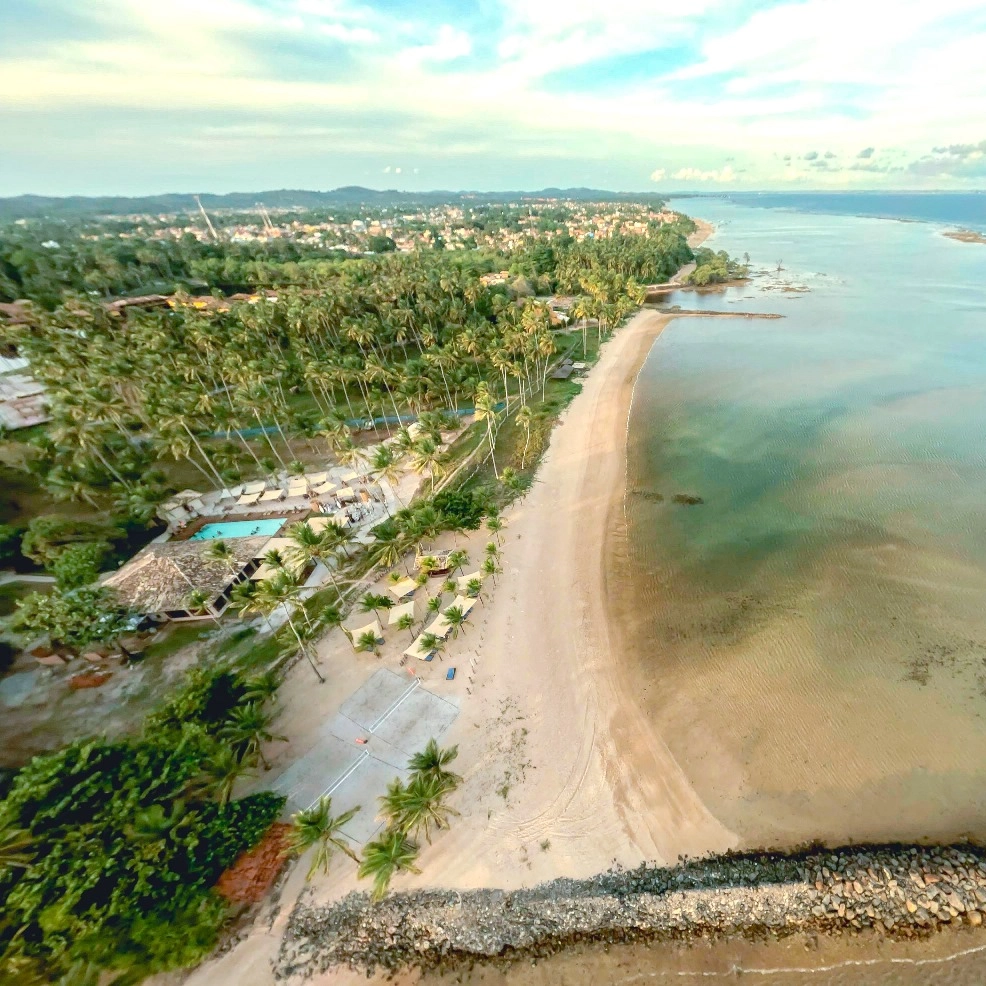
[104,535,270,615]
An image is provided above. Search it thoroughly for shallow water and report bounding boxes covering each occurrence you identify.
[618,200,986,849]
[420,931,986,985]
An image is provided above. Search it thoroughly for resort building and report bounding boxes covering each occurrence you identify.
[104,536,270,622]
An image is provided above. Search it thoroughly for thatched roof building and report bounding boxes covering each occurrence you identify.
[104,536,269,620]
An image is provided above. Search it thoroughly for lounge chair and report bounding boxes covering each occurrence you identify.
[445,667,455,680]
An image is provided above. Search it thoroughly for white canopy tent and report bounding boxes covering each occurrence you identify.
[456,571,483,593]
[423,614,452,639]
[448,595,477,618]
[388,577,418,600]
[404,636,434,661]
[388,600,416,625]
[348,619,383,649]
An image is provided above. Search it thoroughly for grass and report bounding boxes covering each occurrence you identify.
[141,622,215,661]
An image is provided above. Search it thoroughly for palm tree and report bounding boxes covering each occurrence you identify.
[183,588,220,625]
[356,629,381,655]
[358,828,421,900]
[443,604,470,638]
[291,796,361,879]
[408,738,462,787]
[465,577,484,599]
[360,592,394,620]
[473,382,500,478]
[482,556,501,585]
[426,594,443,616]
[221,702,285,770]
[396,612,417,638]
[515,404,534,467]
[410,437,446,493]
[242,669,280,704]
[486,515,505,544]
[395,773,460,845]
[447,549,469,575]
[198,745,254,805]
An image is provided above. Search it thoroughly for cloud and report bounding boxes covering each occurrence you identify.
[671,164,736,182]
[649,168,666,181]
[857,146,875,158]
[803,150,819,161]
[824,150,835,158]
[909,139,986,178]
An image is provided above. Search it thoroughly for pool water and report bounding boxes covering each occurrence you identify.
[189,519,286,540]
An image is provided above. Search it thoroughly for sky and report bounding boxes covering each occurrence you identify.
[2,0,986,196]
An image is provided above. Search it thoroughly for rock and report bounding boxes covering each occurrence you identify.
[968,911,983,927]
[906,900,918,914]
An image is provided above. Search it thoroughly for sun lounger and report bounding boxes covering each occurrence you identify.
[339,469,359,482]
[287,481,308,497]
[446,667,455,680]
[336,486,356,501]
[243,481,266,495]
[312,481,337,495]
[259,489,285,503]
[237,492,262,506]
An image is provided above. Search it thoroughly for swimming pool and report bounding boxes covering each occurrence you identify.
[189,519,286,541]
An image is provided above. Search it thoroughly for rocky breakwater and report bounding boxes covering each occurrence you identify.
[275,845,986,979]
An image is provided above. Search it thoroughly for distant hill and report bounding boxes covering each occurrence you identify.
[0,187,667,220]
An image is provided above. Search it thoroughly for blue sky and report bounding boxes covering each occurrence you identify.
[2,0,985,195]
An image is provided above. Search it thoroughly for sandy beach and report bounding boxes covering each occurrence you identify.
[178,221,736,986]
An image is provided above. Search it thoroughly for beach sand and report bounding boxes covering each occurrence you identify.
[178,308,735,986]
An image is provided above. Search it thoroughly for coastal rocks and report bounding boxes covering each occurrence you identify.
[274,845,986,979]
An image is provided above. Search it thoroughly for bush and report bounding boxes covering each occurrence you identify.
[49,541,109,590]
[432,488,487,531]
[20,516,123,568]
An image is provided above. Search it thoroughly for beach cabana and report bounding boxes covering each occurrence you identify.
[243,481,266,495]
[423,614,452,639]
[237,491,262,506]
[348,619,383,650]
[456,571,482,593]
[388,600,415,626]
[287,480,308,497]
[404,636,434,661]
[312,481,337,496]
[339,469,359,483]
[336,486,356,501]
[307,471,329,485]
[259,489,285,504]
[388,577,418,600]
[448,594,477,618]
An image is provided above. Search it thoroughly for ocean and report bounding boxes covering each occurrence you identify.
[422,193,986,986]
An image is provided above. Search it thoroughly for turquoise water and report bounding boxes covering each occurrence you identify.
[189,519,285,540]
[620,198,986,849]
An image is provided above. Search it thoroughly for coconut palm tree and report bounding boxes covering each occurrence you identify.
[410,437,446,493]
[357,829,421,900]
[447,549,469,575]
[408,739,462,788]
[465,577,484,599]
[482,556,501,585]
[356,629,381,655]
[393,773,460,845]
[443,604,470,638]
[291,796,361,879]
[396,612,417,638]
[183,588,221,626]
[515,404,534,467]
[486,515,505,544]
[221,702,285,770]
[359,592,393,620]
[197,745,254,805]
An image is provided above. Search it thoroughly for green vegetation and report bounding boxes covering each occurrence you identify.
[684,247,749,286]
[0,663,286,981]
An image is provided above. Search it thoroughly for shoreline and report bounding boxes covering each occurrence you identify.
[278,843,986,977]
